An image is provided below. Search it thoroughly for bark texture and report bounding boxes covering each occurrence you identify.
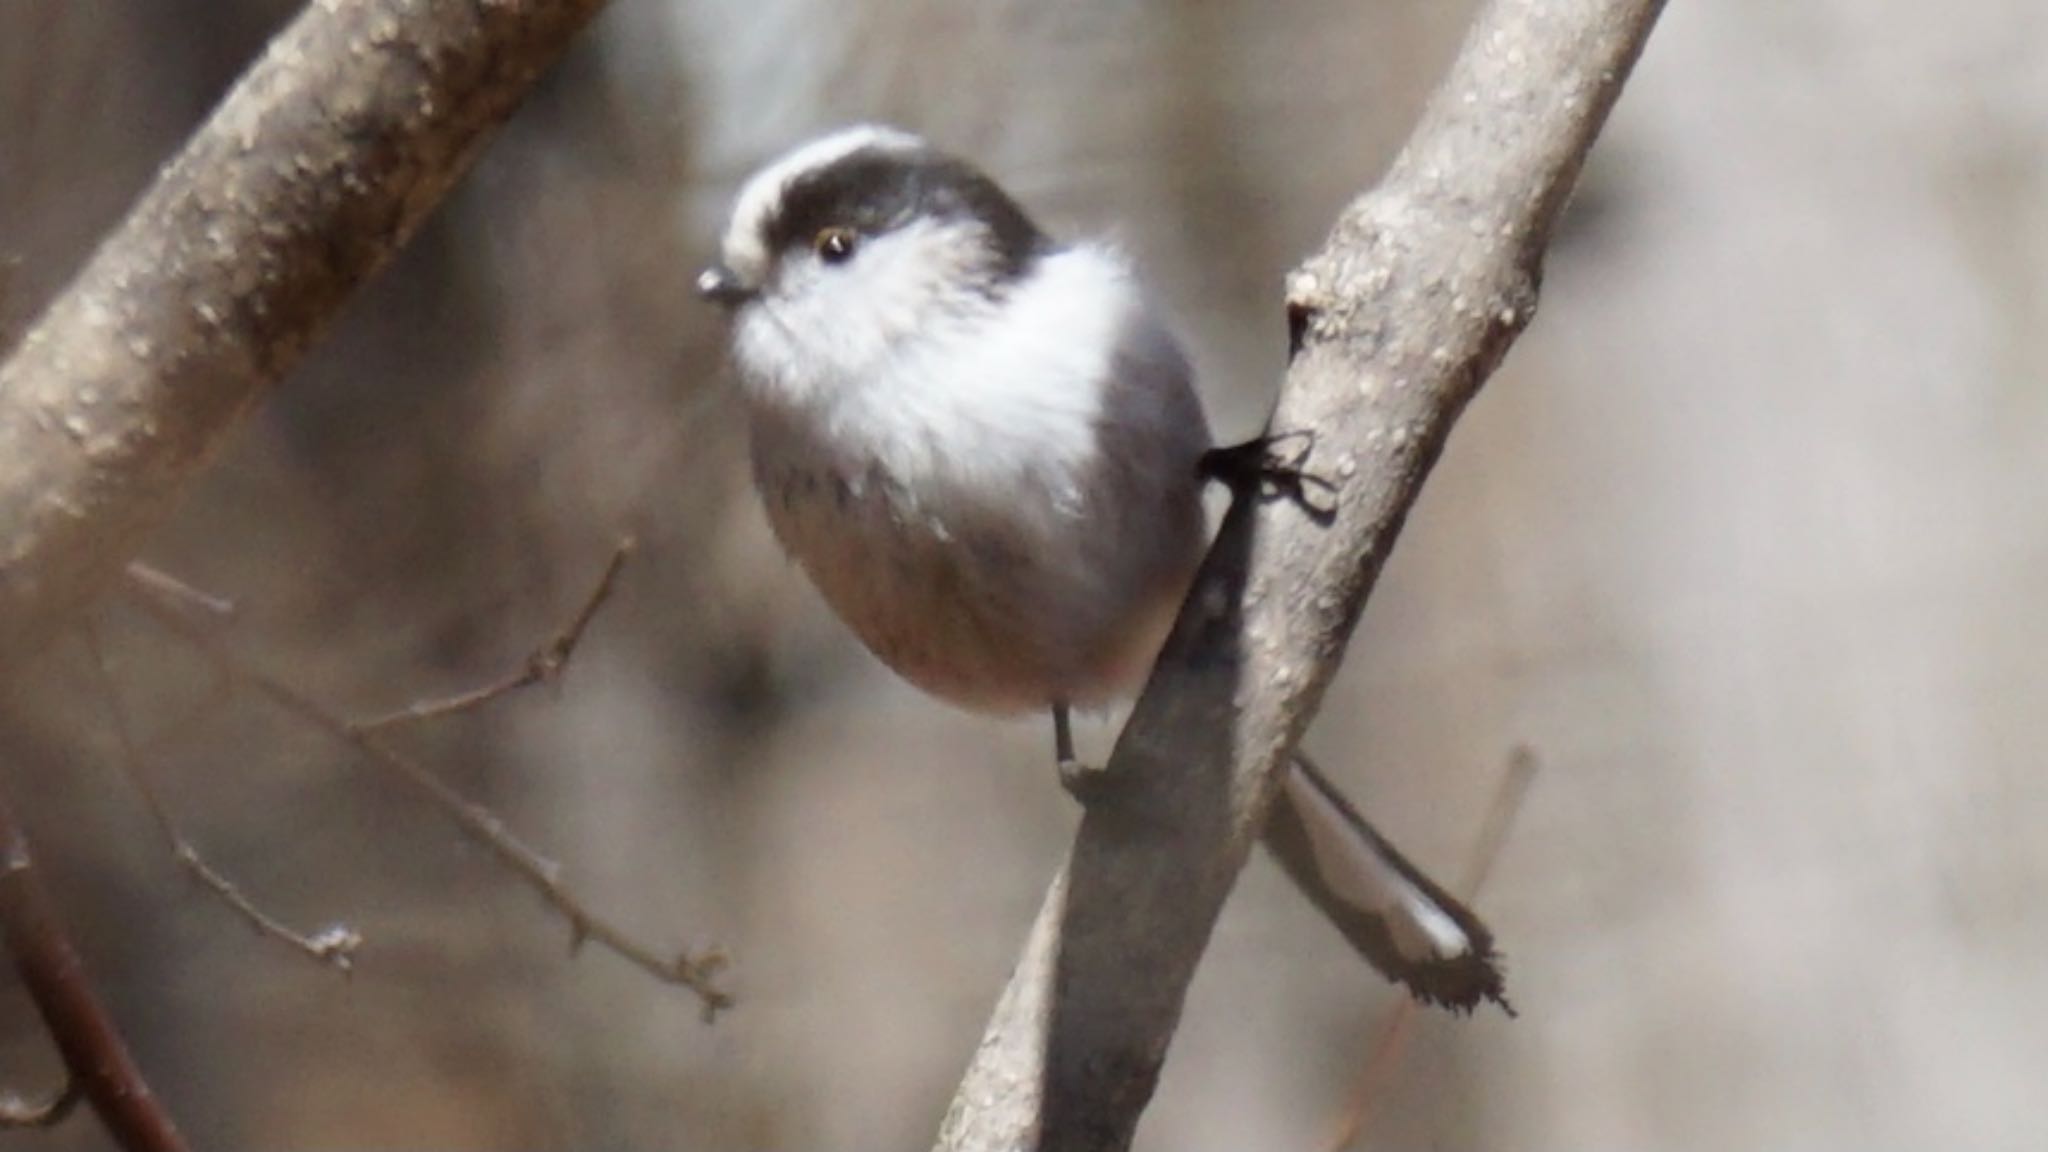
[936,1,1669,1148]
[0,0,610,651]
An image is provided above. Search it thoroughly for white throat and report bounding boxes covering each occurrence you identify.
[736,241,1145,493]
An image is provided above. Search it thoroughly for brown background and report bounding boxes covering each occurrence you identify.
[3,1,2045,1148]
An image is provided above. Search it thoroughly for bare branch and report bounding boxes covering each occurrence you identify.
[0,1079,81,1130]
[82,627,360,973]
[351,537,635,732]
[0,0,613,656]
[124,563,238,622]
[0,789,189,1151]
[937,2,1666,1149]
[125,579,734,1022]
[1454,745,1540,899]
[1322,747,1539,1152]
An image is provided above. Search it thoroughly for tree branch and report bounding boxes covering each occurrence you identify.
[84,626,362,974]
[125,579,734,1021]
[1322,746,1539,1151]
[0,788,188,1151]
[935,2,1666,1149]
[0,0,612,655]
[124,563,238,622]
[349,537,635,732]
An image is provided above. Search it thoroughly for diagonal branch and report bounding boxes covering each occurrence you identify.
[83,626,362,974]
[936,2,1667,1150]
[1323,746,1540,1151]
[124,564,238,622]
[349,537,635,733]
[0,787,189,1152]
[126,582,733,1021]
[0,0,613,656]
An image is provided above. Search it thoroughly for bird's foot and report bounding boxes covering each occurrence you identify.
[1199,430,1338,522]
[1058,754,1121,808]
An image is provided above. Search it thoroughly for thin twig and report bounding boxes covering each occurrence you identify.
[124,562,237,621]
[0,1079,81,1129]
[123,576,733,1021]
[0,787,189,1151]
[1321,747,1540,1152]
[350,537,634,732]
[1322,1006,1417,1152]
[1455,745,1540,899]
[81,626,360,974]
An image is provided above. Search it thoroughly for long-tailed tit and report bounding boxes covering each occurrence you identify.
[699,125,1506,1011]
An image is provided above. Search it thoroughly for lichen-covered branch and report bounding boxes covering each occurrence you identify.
[935,2,1667,1150]
[0,0,611,653]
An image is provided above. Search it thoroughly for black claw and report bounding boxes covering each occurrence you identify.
[1287,301,1315,361]
[1199,431,1339,523]
[1058,757,1119,807]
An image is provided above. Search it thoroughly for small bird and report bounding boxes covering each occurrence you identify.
[699,125,1506,1011]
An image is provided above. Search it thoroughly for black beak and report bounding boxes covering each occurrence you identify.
[696,264,754,308]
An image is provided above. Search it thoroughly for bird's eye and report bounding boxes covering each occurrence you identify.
[814,227,858,264]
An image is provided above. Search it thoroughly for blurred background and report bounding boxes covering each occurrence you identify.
[3,0,2047,1148]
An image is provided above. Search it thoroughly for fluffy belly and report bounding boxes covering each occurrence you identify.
[756,462,1186,714]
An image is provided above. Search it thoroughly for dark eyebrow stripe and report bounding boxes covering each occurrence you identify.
[762,146,1050,280]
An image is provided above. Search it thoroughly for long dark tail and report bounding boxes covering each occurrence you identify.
[1261,752,1511,1014]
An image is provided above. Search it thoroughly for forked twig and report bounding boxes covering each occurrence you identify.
[1321,746,1539,1152]
[350,538,634,732]
[82,627,360,973]
[122,567,733,1021]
